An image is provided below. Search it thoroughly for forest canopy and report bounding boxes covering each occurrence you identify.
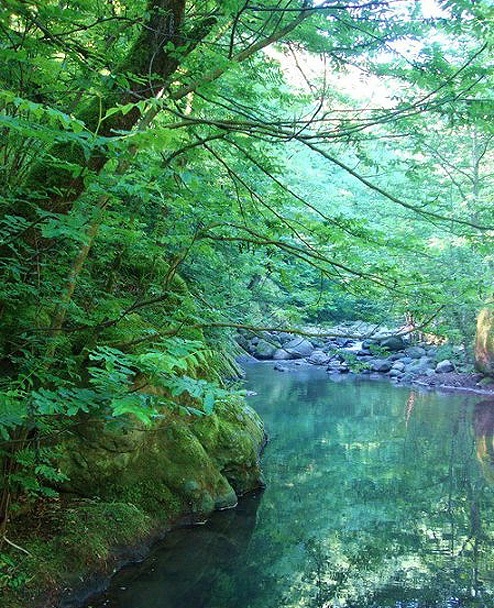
[0,0,493,548]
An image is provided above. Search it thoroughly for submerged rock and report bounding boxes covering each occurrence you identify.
[274,363,290,372]
[327,362,350,373]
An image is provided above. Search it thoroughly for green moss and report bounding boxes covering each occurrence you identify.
[477,376,494,386]
[193,397,265,494]
[106,479,183,519]
[61,394,264,508]
[2,500,154,608]
[2,394,265,608]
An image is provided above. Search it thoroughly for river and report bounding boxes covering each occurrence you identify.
[86,363,494,608]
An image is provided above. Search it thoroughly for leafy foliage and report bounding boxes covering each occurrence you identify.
[0,0,493,583]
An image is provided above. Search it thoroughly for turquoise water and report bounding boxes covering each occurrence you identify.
[87,364,494,608]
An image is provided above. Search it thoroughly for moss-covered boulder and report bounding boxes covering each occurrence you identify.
[60,397,265,521]
[0,397,265,608]
[475,306,494,375]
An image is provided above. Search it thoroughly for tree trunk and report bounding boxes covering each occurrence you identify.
[27,0,190,209]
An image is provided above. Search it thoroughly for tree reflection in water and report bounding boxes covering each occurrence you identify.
[87,368,494,608]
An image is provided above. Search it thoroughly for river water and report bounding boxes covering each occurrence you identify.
[87,364,494,608]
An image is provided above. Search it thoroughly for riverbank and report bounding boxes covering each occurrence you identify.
[270,360,494,396]
[1,398,266,608]
[411,371,494,395]
[237,322,494,397]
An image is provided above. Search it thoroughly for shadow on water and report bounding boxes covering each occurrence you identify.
[85,365,494,608]
[87,492,263,608]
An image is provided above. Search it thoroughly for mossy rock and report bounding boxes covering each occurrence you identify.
[1,397,265,608]
[475,307,494,375]
[477,376,494,387]
[60,397,265,520]
[193,399,266,494]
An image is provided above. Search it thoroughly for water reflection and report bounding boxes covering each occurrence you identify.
[474,400,494,484]
[87,366,494,608]
[87,494,263,608]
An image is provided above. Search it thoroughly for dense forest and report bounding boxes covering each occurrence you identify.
[0,0,493,604]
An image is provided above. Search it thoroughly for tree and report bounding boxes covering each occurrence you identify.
[0,0,493,550]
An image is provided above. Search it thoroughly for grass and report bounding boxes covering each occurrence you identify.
[1,498,156,608]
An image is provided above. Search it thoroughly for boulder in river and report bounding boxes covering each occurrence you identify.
[283,337,315,358]
[275,331,295,344]
[389,368,403,378]
[252,339,277,360]
[308,350,331,365]
[273,348,293,360]
[405,346,427,359]
[379,336,406,352]
[406,360,433,375]
[371,359,392,373]
[435,359,455,374]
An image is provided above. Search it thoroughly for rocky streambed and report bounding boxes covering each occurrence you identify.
[237,324,494,395]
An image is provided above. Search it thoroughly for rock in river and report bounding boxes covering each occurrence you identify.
[253,339,277,360]
[308,350,331,365]
[371,359,393,373]
[435,359,455,374]
[380,336,406,351]
[283,337,315,359]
